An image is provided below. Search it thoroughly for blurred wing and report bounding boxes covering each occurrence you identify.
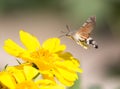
[77,16,96,39]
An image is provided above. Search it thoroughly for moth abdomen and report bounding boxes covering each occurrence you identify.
[87,37,98,49]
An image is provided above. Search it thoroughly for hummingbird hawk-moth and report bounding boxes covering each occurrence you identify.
[61,16,98,49]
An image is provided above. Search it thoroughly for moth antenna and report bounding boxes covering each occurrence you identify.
[61,30,66,33]
[59,24,71,38]
[91,16,96,21]
[58,34,66,38]
[66,24,71,33]
[90,16,96,25]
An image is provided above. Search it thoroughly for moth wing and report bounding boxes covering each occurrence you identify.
[76,16,96,39]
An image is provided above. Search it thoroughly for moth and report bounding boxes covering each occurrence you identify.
[60,16,98,49]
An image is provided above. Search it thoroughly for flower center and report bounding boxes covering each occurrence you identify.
[30,48,58,71]
[31,48,52,59]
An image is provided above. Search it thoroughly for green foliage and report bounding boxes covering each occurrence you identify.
[88,85,102,89]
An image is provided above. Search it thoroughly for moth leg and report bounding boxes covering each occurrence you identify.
[76,40,88,49]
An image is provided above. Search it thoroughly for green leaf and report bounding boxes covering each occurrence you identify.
[3,64,8,70]
[16,59,21,64]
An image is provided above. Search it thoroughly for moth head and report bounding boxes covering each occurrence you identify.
[65,31,73,39]
[59,25,73,38]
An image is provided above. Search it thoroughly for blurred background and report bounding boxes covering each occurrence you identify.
[0,0,120,89]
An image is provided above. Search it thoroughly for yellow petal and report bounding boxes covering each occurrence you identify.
[0,81,9,89]
[0,72,16,89]
[4,39,25,57]
[36,79,55,85]
[56,60,83,73]
[53,69,74,86]
[20,30,41,52]
[42,38,66,53]
[36,79,65,89]
[6,66,26,83]
[39,85,65,89]
[23,66,39,80]
[57,67,77,81]
[16,81,39,89]
[57,52,83,73]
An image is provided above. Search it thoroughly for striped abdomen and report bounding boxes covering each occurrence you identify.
[86,37,98,49]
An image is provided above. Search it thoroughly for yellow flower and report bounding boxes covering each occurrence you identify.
[0,81,9,89]
[16,80,65,89]
[0,72,16,89]
[36,79,65,89]
[6,65,39,82]
[4,30,82,86]
[0,66,65,89]
[16,81,39,89]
